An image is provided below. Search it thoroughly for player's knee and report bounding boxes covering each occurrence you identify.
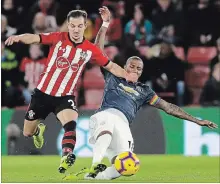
[96,130,112,140]
[57,109,78,126]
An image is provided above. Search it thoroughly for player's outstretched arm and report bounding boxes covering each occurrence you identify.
[5,34,40,46]
[94,6,138,83]
[94,6,110,50]
[94,26,108,51]
[153,99,218,129]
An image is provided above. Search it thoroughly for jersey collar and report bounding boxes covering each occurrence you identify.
[127,81,139,86]
[68,33,85,47]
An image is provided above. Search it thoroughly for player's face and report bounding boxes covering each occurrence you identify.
[125,59,143,78]
[67,16,87,42]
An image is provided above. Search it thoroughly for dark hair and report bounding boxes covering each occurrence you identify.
[126,56,143,65]
[67,10,87,22]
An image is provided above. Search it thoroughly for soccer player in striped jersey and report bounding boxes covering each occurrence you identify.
[5,9,137,173]
[64,6,217,180]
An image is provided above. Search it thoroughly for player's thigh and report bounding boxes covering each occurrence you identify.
[24,91,50,136]
[107,121,134,162]
[55,96,78,126]
[89,111,115,144]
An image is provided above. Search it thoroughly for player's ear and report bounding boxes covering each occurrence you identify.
[84,21,88,29]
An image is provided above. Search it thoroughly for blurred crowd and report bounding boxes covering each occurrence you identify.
[1,0,220,109]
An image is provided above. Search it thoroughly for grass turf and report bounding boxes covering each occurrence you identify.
[1,155,220,183]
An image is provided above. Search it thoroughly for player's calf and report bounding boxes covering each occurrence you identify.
[92,131,112,165]
[23,120,46,149]
[23,119,40,137]
[58,120,77,173]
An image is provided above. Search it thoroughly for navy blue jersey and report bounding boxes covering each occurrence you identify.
[97,68,160,124]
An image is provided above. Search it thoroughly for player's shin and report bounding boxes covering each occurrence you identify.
[58,120,76,173]
[62,121,76,156]
[92,132,112,165]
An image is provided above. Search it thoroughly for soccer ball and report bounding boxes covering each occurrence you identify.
[114,151,140,176]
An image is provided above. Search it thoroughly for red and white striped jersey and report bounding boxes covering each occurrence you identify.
[37,32,109,96]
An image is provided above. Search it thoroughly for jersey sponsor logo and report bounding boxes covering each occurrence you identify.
[56,56,79,72]
[55,49,90,71]
[119,83,140,96]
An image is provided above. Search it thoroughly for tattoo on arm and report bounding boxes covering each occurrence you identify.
[154,99,200,124]
[94,26,108,50]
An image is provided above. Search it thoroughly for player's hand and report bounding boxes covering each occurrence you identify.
[5,35,20,46]
[197,120,218,129]
[125,73,138,83]
[99,6,111,22]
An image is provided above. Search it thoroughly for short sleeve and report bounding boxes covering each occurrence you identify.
[39,32,61,45]
[144,86,161,105]
[100,67,112,80]
[91,45,110,67]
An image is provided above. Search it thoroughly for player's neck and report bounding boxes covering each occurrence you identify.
[68,33,85,46]
[70,36,84,44]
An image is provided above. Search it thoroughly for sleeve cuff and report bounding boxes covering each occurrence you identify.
[38,34,42,43]
[103,60,111,67]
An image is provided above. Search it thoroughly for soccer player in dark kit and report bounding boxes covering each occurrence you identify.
[64,6,218,180]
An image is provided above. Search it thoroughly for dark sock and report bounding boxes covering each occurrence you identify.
[34,127,40,136]
[62,121,76,156]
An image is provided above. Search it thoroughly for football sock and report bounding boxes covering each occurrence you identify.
[92,134,112,165]
[95,165,121,180]
[62,121,76,156]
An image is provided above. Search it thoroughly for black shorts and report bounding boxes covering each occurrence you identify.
[25,88,78,121]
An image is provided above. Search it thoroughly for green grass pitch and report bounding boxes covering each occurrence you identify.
[1,155,220,183]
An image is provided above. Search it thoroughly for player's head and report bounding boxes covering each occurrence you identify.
[67,10,87,42]
[124,56,144,78]
[29,44,43,60]
[40,0,54,9]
